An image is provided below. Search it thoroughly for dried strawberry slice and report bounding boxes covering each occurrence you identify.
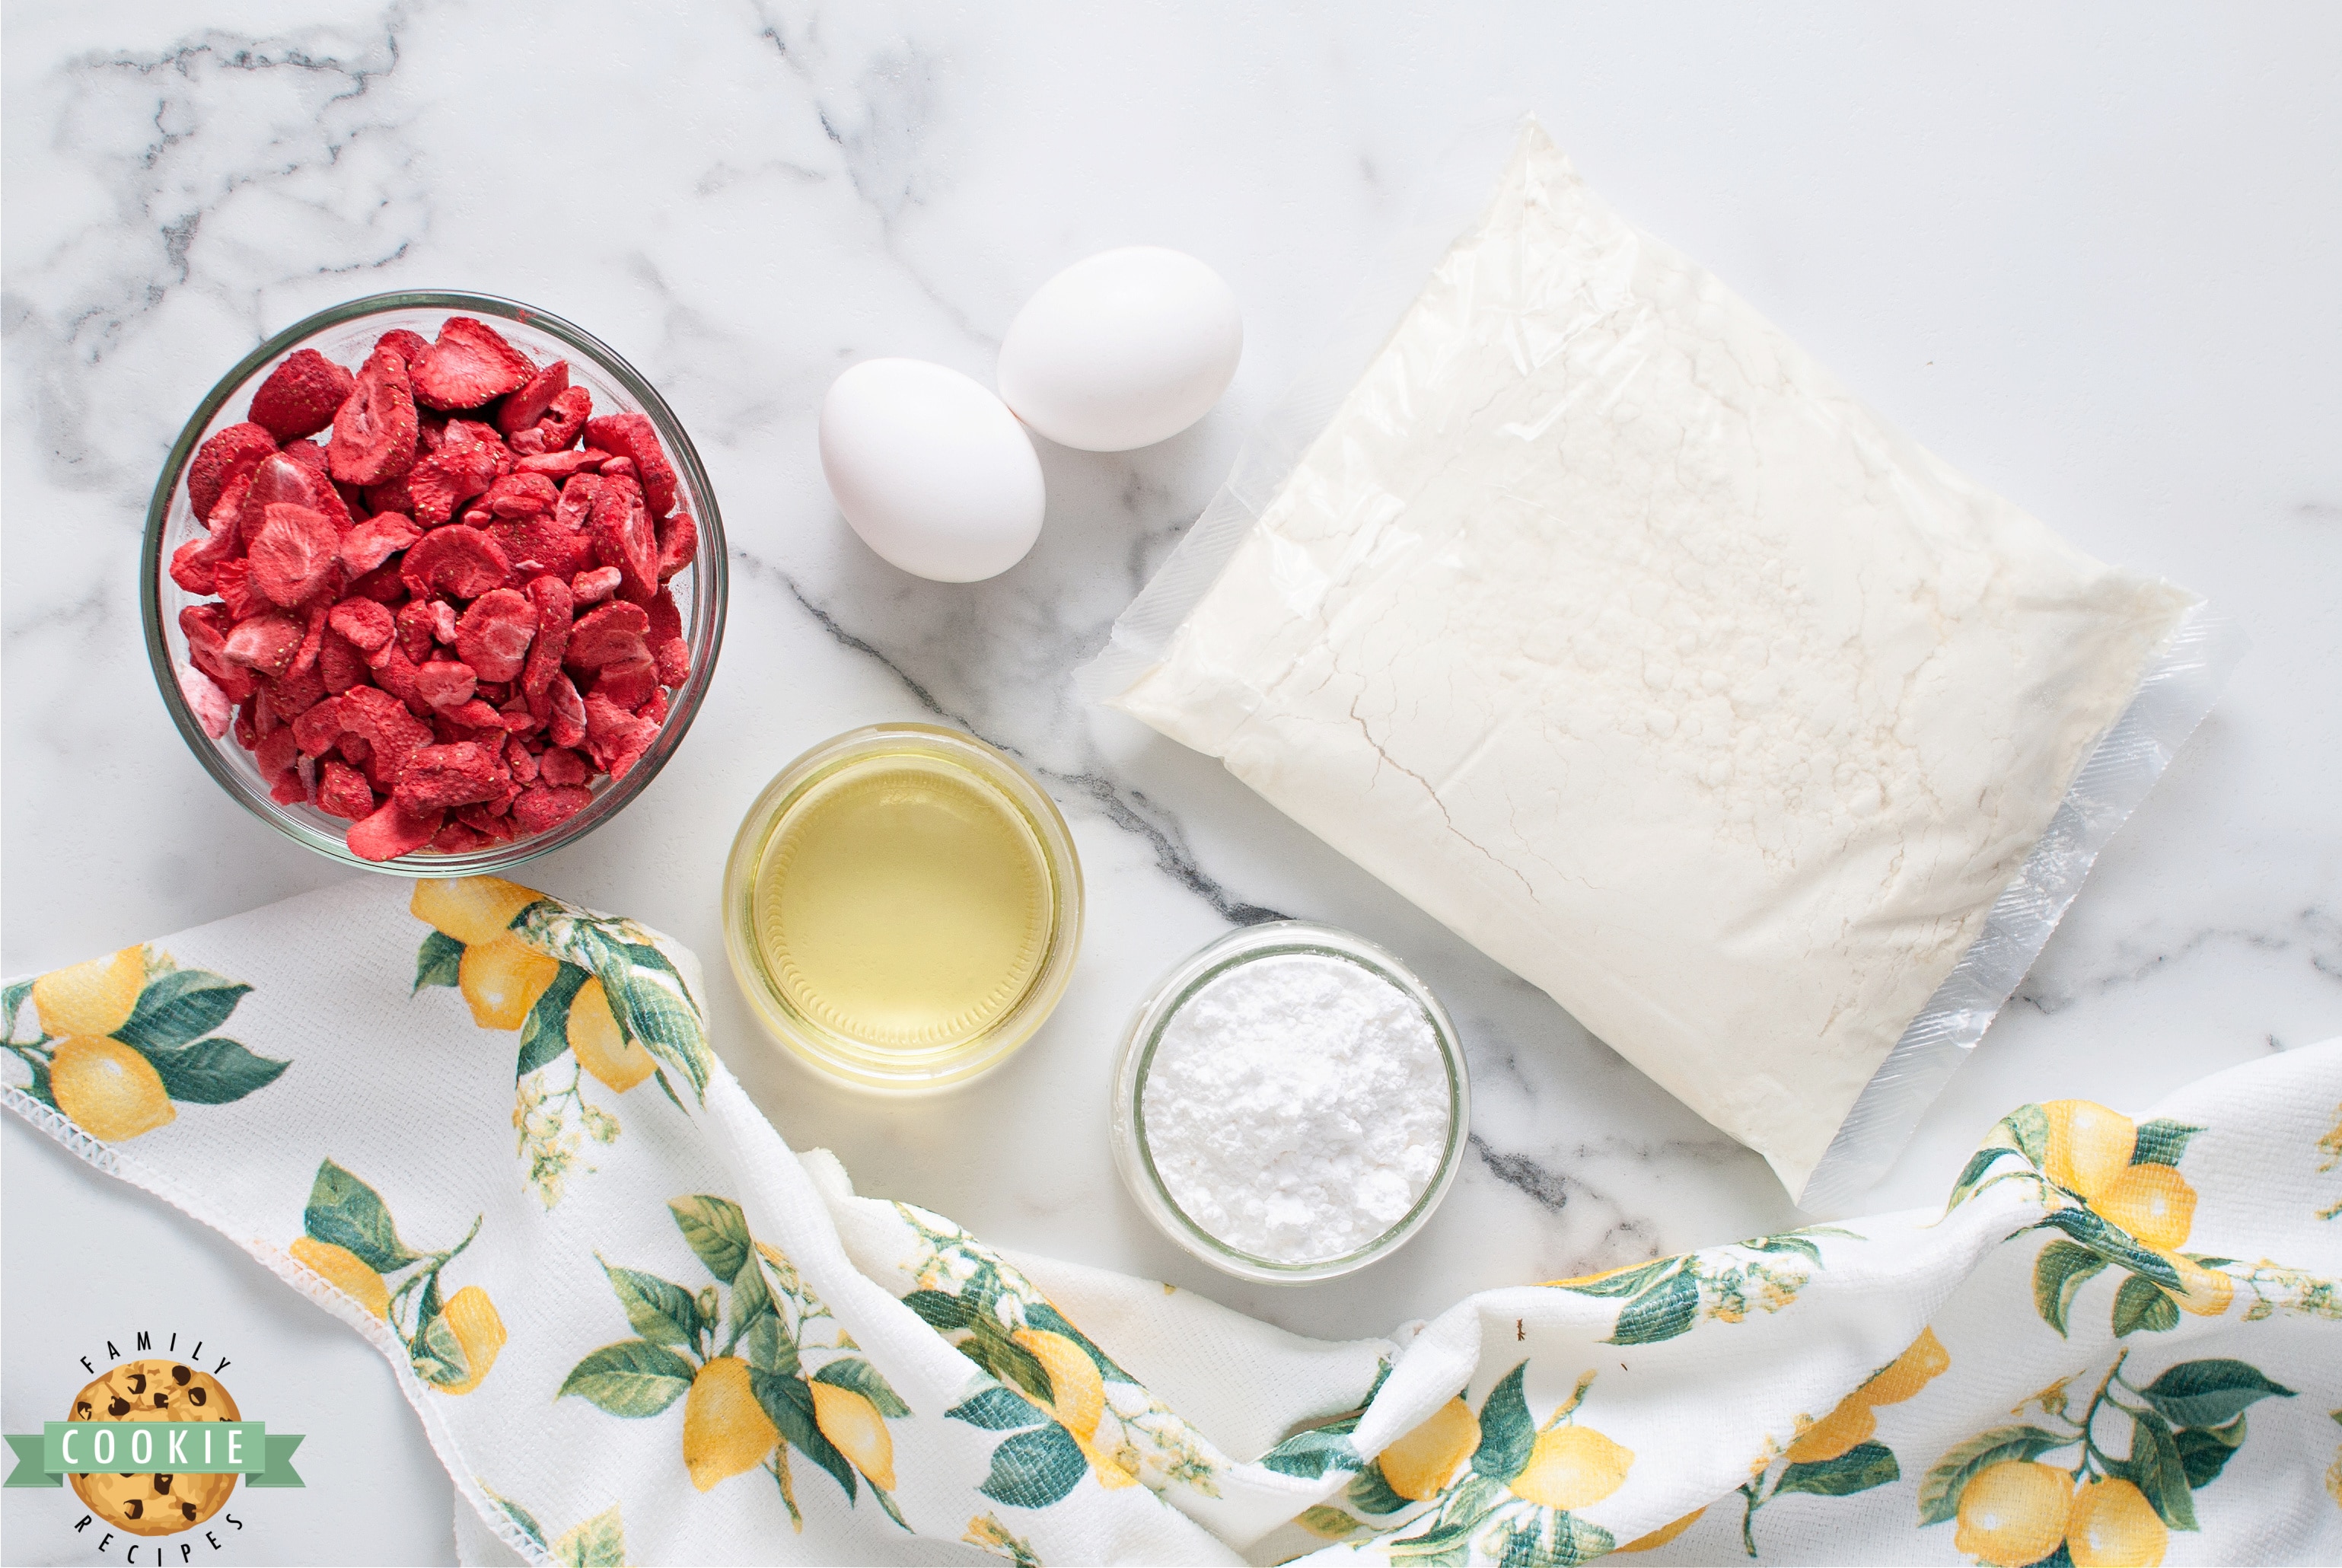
[276,439,358,530]
[327,598,396,653]
[588,473,659,604]
[394,741,509,811]
[336,686,432,784]
[514,445,609,481]
[511,783,594,834]
[179,663,235,738]
[569,566,620,605]
[582,693,658,779]
[412,317,537,411]
[456,588,537,684]
[374,328,432,366]
[655,511,698,580]
[537,746,590,787]
[319,630,369,694]
[593,653,660,711]
[521,575,572,696]
[406,420,508,527]
[564,601,650,669]
[582,413,677,517]
[186,422,279,521]
[339,512,422,577]
[328,344,421,486]
[486,511,595,581]
[483,472,559,518]
[494,359,570,435]
[250,349,356,441]
[545,673,587,749]
[234,452,323,553]
[348,798,444,862]
[535,386,593,449]
[221,611,304,677]
[250,502,344,606]
[415,659,479,712]
[318,759,376,821]
[401,525,511,601]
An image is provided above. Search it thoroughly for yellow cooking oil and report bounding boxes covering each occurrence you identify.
[752,751,1052,1052]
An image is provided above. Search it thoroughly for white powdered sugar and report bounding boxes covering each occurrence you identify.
[1139,952,1448,1264]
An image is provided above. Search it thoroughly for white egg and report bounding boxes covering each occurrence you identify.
[996,247,1242,452]
[818,359,1046,583]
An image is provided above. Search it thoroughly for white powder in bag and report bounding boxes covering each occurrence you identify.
[1140,954,1448,1264]
[1114,123,2192,1197]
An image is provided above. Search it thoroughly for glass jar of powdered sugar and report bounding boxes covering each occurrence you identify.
[1109,922,1469,1284]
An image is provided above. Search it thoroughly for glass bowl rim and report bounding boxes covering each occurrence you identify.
[722,721,1087,1094]
[141,288,729,877]
[1110,919,1471,1285]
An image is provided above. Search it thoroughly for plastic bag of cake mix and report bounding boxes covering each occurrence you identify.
[1084,120,2242,1210]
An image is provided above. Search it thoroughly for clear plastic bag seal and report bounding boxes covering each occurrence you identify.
[1081,119,2244,1211]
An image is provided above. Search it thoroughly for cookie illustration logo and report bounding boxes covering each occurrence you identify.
[6,1333,303,1559]
[66,1360,244,1536]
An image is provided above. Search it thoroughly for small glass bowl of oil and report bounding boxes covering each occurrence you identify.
[722,723,1083,1092]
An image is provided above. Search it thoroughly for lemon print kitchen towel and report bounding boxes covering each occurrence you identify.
[5,878,2338,1566]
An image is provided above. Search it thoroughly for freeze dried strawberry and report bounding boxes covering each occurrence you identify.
[440,699,508,734]
[180,604,231,665]
[339,512,421,576]
[369,643,427,716]
[318,760,375,821]
[483,472,558,518]
[327,598,394,653]
[582,413,677,517]
[656,510,697,580]
[486,510,594,580]
[588,473,658,604]
[374,328,432,366]
[412,317,536,410]
[362,472,415,517]
[514,445,608,481]
[328,344,420,486]
[430,821,489,853]
[416,659,478,712]
[456,588,536,683]
[394,741,507,811]
[213,559,263,621]
[537,746,589,788]
[494,359,569,435]
[319,630,370,694]
[168,515,239,594]
[222,611,304,676]
[279,439,358,530]
[406,421,506,527]
[232,698,259,750]
[338,686,432,784]
[186,422,279,521]
[554,471,601,528]
[569,566,621,605]
[401,526,510,601]
[250,348,355,441]
[565,601,650,668]
[654,637,690,687]
[254,727,300,788]
[457,802,518,841]
[429,598,460,645]
[292,698,348,757]
[394,601,441,663]
[645,588,682,646]
[250,502,343,606]
[288,599,331,680]
[511,783,593,835]
[505,736,539,783]
[180,663,234,739]
[234,452,323,553]
[346,561,409,604]
[537,386,593,448]
[521,575,572,696]
[583,693,658,779]
[546,674,587,749]
[594,653,660,710]
[348,798,443,862]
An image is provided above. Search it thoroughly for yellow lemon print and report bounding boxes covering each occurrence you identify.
[1859,1327,1950,1406]
[2042,1101,2136,1200]
[2156,1251,2232,1317]
[568,977,654,1092]
[810,1382,896,1491]
[458,935,561,1031]
[32,946,146,1038]
[412,876,543,947]
[2092,1164,2196,1251]
[1010,1328,1134,1488]
[288,1235,390,1320]
[1509,1425,1633,1512]
[1786,1394,1876,1464]
[435,1286,506,1396]
[1379,1396,1480,1501]
[1618,1507,1705,1553]
[49,1037,176,1142]
[1541,1260,1646,1289]
[682,1357,777,1490]
[2065,1477,2167,1567]
[1953,1459,2070,1566]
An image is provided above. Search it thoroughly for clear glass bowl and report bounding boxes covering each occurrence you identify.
[722,724,1085,1092]
[1110,921,1471,1284]
[141,290,728,875]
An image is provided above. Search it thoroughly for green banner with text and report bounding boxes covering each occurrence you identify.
[5,1423,303,1487]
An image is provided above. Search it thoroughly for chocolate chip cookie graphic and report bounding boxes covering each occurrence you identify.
[65,1359,241,1536]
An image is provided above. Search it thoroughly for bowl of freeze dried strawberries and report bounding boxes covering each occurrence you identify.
[142,292,727,870]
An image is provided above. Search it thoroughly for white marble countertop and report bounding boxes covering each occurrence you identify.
[5,3,2338,1561]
